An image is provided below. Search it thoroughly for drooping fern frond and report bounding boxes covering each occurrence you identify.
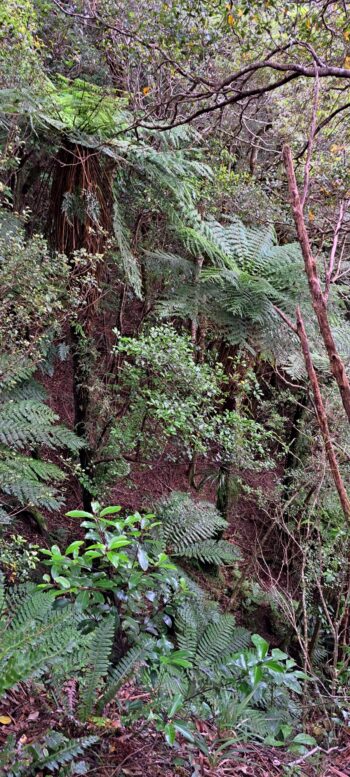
[112,196,142,298]
[178,539,240,565]
[0,399,81,451]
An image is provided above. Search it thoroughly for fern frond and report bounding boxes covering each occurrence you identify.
[112,197,142,298]
[78,615,115,721]
[176,539,241,565]
[8,586,56,629]
[158,492,228,553]
[196,614,237,666]
[175,604,199,659]
[99,636,155,710]
[26,731,98,775]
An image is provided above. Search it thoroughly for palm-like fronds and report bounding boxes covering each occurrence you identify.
[0,372,82,519]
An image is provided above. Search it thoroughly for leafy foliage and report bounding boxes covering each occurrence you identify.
[101,325,272,487]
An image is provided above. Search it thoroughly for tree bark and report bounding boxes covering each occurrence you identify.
[296,307,350,522]
[283,144,350,425]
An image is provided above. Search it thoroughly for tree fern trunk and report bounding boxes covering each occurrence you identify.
[48,142,113,509]
[71,324,93,512]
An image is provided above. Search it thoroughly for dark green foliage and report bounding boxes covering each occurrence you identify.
[142,596,302,743]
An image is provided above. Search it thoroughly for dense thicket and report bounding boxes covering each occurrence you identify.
[1,2,350,775]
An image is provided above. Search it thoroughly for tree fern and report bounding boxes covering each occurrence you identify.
[150,215,309,360]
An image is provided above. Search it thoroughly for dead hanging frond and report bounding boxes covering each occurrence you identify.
[112,196,142,299]
[48,142,112,256]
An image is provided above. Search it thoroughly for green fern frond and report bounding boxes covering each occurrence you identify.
[0,596,88,696]
[0,378,47,403]
[0,400,81,451]
[78,615,115,721]
[176,539,241,565]
[35,732,98,774]
[157,492,228,553]
[99,636,155,710]
[145,250,194,279]
[4,730,98,776]
[228,627,252,654]
[196,614,237,666]
[0,455,65,511]
[175,604,199,659]
[8,586,56,629]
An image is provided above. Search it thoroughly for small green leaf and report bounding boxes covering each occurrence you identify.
[99,506,122,517]
[271,648,289,660]
[137,546,149,571]
[161,650,192,668]
[108,536,130,550]
[65,541,84,555]
[265,660,284,673]
[76,590,90,609]
[167,693,183,718]
[251,633,269,659]
[107,551,121,568]
[66,510,94,519]
[251,664,262,685]
[174,722,195,742]
[164,722,176,746]
[54,576,71,589]
[280,724,293,740]
[292,733,317,746]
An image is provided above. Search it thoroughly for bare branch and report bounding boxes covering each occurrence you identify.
[283,144,350,425]
[301,63,320,207]
[325,200,347,301]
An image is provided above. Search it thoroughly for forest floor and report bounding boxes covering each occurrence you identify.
[2,362,350,776]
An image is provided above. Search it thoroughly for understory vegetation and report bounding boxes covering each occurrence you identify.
[1,2,350,775]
